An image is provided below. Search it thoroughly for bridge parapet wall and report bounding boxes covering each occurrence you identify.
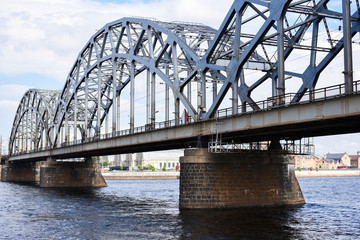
[179,149,305,209]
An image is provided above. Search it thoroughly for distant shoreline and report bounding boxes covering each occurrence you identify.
[295,169,360,178]
[102,171,180,180]
[101,170,360,180]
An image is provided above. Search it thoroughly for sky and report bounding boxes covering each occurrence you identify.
[0,0,359,156]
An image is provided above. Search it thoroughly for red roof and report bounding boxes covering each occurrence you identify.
[349,155,360,161]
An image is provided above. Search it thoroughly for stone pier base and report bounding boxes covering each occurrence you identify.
[1,161,39,183]
[40,159,107,188]
[179,149,305,209]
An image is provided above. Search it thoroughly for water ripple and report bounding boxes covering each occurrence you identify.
[0,178,359,239]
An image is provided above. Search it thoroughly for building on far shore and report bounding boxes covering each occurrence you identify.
[294,155,321,170]
[142,150,182,170]
[294,152,360,170]
[349,154,360,168]
[102,150,183,170]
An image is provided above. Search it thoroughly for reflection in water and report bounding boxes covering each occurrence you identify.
[180,207,302,240]
[0,178,359,239]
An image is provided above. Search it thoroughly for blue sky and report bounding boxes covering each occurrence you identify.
[0,0,359,156]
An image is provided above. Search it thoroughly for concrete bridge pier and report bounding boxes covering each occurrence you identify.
[40,158,107,188]
[1,161,39,183]
[179,148,305,209]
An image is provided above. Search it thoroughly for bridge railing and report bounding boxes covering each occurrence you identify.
[48,118,195,149]
[216,80,360,119]
[208,139,315,155]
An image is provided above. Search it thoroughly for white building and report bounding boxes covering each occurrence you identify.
[142,150,183,170]
[103,149,183,170]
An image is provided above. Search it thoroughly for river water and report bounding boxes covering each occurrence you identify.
[0,177,359,240]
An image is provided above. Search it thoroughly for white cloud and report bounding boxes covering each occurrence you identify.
[0,100,21,139]
[0,84,33,101]
[0,0,230,138]
[0,0,231,83]
[0,100,19,111]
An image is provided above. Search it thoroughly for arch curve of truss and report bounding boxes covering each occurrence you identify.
[50,17,223,146]
[9,89,60,155]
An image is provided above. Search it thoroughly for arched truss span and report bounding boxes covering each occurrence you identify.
[51,17,268,147]
[9,89,60,155]
[9,0,360,152]
[51,18,216,146]
[202,0,360,119]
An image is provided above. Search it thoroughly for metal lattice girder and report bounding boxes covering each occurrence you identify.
[202,0,360,119]
[9,89,60,155]
[8,0,360,153]
[50,17,267,147]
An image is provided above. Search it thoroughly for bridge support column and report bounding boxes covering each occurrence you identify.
[1,161,39,183]
[40,158,107,188]
[179,148,305,209]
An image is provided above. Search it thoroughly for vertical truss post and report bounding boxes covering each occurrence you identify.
[47,120,50,149]
[130,61,135,134]
[277,12,285,103]
[165,67,170,126]
[240,70,246,113]
[105,111,109,136]
[21,121,24,153]
[112,58,117,136]
[30,110,34,151]
[172,42,180,83]
[172,42,180,125]
[17,128,20,153]
[35,111,39,151]
[25,111,28,152]
[146,68,151,125]
[232,79,239,115]
[272,77,277,98]
[310,21,319,68]
[74,92,78,142]
[343,0,354,93]
[213,80,218,104]
[187,68,192,104]
[213,80,218,118]
[175,97,180,125]
[85,76,89,140]
[201,71,207,118]
[232,10,242,116]
[310,20,320,101]
[151,72,156,128]
[65,113,69,145]
[60,124,64,145]
[117,65,121,133]
[97,65,102,137]
[39,125,43,150]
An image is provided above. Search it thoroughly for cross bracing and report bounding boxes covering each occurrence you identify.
[9,0,360,156]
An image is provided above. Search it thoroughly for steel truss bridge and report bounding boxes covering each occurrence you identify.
[7,0,360,161]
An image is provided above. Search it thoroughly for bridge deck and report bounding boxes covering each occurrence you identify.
[9,93,360,162]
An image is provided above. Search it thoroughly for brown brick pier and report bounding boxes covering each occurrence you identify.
[179,148,305,209]
[1,161,39,183]
[1,158,107,188]
[40,158,107,188]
